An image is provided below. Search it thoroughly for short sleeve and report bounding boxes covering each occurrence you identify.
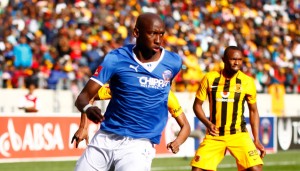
[195,74,209,101]
[98,84,112,100]
[91,52,118,85]
[167,91,183,118]
[246,78,257,104]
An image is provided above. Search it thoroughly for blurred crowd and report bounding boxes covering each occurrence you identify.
[0,0,300,95]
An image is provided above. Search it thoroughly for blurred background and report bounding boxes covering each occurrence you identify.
[0,0,300,170]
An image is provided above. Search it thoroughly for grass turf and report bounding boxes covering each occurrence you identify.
[0,150,299,171]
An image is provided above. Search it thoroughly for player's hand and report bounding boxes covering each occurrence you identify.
[167,141,180,154]
[207,122,218,136]
[86,106,105,124]
[254,140,266,158]
[71,127,89,148]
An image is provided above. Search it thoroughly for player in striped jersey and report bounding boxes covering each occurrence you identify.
[72,84,191,155]
[191,46,266,171]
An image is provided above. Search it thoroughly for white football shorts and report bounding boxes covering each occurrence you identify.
[74,130,156,171]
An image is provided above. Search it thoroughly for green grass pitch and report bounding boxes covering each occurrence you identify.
[0,150,299,171]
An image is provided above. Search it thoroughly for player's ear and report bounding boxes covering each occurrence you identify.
[133,27,139,37]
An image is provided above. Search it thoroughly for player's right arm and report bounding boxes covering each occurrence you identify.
[71,96,97,148]
[71,112,89,148]
[75,80,104,124]
[193,98,216,136]
[97,83,111,100]
[193,74,217,136]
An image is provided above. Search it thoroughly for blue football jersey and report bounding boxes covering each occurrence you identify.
[91,44,182,144]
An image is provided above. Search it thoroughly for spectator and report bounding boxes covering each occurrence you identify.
[256,62,272,93]
[84,41,104,73]
[18,77,41,113]
[0,0,299,95]
[284,67,297,93]
[13,35,33,69]
[47,61,68,90]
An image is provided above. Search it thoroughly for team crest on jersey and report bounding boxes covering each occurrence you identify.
[235,84,241,93]
[162,70,172,82]
[93,66,103,76]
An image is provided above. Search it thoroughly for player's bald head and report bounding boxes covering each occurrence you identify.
[135,12,164,30]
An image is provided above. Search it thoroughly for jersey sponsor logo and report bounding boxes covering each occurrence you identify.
[137,70,172,89]
[216,98,235,102]
[93,66,103,76]
[129,65,139,72]
[139,77,169,89]
[171,106,182,115]
[216,92,235,102]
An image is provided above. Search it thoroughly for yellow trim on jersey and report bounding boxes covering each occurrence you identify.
[98,84,112,100]
[168,91,183,118]
[195,70,257,136]
[97,84,183,118]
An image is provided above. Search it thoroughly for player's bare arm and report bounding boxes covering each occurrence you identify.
[167,113,191,154]
[71,96,98,148]
[75,80,104,124]
[193,98,217,136]
[248,102,266,158]
[166,90,191,153]
[71,112,89,148]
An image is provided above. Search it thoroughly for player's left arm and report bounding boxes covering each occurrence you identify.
[247,77,266,158]
[166,91,191,154]
[248,102,266,158]
[167,112,191,154]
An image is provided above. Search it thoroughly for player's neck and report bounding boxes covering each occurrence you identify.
[133,47,161,63]
[222,70,238,79]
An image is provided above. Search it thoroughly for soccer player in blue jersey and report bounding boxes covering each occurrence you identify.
[74,12,186,171]
[71,85,190,153]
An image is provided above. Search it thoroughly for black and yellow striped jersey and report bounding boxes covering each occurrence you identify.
[196,70,257,136]
[98,84,183,118]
